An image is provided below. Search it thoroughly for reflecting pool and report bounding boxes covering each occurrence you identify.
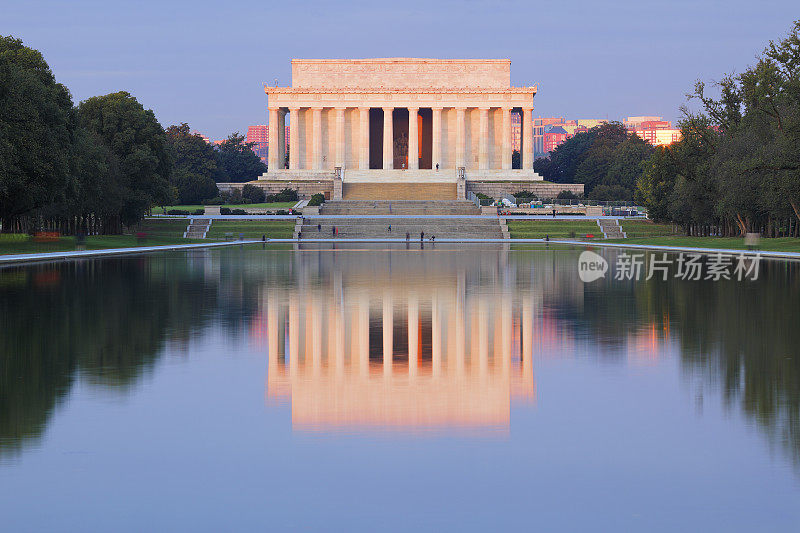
[1,244,799,531]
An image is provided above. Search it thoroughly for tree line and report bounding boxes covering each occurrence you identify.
[635,21,800,237]
[534,122,654,201]
[0,36,267,235]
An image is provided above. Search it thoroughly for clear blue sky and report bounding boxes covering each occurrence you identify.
[3,0,797,139]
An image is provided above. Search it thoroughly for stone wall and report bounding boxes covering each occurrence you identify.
[218,181,333,199]
[466,181,584,199]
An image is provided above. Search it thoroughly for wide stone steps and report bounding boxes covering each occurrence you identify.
[342,182,457,200]
[597,219,626,239]
[301,217,502,239]
[185,218,211,239]
[320,200,480,216]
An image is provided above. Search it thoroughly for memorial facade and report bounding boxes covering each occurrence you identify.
[256,58,552,200]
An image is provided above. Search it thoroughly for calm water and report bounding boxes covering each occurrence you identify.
[1,244,799,531]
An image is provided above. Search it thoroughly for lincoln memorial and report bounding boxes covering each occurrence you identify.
[256,58,550,200]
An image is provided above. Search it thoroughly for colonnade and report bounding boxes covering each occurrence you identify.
[267,106,535,172]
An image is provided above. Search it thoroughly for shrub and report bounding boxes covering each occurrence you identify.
[275,210,290,215]
[167,209,190,215]
[242,184,266,203]
[557,190,579,200]
[222,189,244,204]
[220,207,231,215]
[192,209,205,215]
[475,192,491,200]
[513,190,537,201]
[202,196,224,205]
[265,188,299,203]
[307,193,325,206]
[231,208,247,215]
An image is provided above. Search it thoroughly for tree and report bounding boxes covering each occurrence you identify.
[214,132,267,182]
[78,91,172,226]
[533,157,556,180]
[592,135,653,200]
[0,35,74,231]
[642,20,800,237]
[241,184,266,203]
[165,123,218,204]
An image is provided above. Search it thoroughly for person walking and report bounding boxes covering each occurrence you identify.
[332,226,336,237]
[420,231,424,242]
[317,223,321,232]
[405,232,410,242]
[388,224,392,233]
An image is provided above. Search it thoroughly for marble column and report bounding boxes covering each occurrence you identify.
[501,107,511,170]
[478,107,489,170]
[408,107,419,170]
[432,107,442,170]
[289,297,299,378]
[383,292,393,377]
[312,107,323,170]
[382,107,393,170]
[268,107,279,171]
[359,107,369,169]
[431,293,441,379]
[408,293,418,379]
[335,107,345,168]
[522,107,533,169]
[455,107,466,169]
[289,107,299,170]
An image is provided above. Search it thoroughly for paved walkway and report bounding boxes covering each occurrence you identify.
[0,240,262,265]
[3,237,799,265]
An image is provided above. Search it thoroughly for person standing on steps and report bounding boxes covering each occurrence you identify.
[388,224,392,233]
[420,231,424,242]
[405,232,410,242]
[332,226,336,237]
[317,223,321,232]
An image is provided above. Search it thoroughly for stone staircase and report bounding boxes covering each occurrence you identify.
[300,217,502,240]
[597,218,625,239]
[342,182,457,200]
[184,218,211,239]
[320,200,480,216]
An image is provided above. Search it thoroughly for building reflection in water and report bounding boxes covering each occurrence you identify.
[260,247,551,434]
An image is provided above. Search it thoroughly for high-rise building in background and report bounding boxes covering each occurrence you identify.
[247,125,269,164]
[543,125,568,153]
[246,124,290,165]
[191,130,211,144]
[511,112,521,152]
[624,116,681,146]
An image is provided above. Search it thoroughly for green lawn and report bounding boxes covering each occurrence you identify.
[507,219,601,239]
[152,202,297,214]
[205,220,295,239]
[606,236,800,253]
[139,218,191,238]
[620,220,678,238]
[0,234,206,256]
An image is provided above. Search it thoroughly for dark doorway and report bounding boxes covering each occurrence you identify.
[369,108,383,169]
[419,108,433,169]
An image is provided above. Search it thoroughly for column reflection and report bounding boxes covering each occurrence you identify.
[264,248,543,435]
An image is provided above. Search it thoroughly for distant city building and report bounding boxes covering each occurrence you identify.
[247,125,269,164]
[623,116,664,129]
[511,112,521,152]
[625,116,681,146]
[246,124,291,165]
[191,130,211,144]
[543,126,568,153]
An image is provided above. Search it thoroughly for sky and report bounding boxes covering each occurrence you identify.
[2,0,798,140]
